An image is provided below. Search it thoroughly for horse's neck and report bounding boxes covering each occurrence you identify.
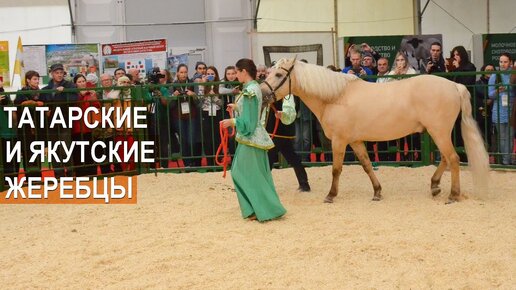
[293,89,326,121]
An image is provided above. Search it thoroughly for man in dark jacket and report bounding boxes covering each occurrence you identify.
[41,63,77,178]
[264,95,310,192]
[424,42,446,74]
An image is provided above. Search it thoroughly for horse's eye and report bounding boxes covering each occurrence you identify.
[275,73,282,78]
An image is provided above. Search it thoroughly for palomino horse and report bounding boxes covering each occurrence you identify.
[261,58,489,203]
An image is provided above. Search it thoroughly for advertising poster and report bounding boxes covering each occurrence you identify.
[101,39,167,80]
[23,45,47,76]
[167,53,188,74]
[46,43,100,81]
[343,34,442,73]
[0,41,10,86]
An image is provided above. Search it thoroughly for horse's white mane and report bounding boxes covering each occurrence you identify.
[275,58,358,101]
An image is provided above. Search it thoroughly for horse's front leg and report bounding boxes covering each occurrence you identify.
[350,141,382,201]
[324,145,345,203]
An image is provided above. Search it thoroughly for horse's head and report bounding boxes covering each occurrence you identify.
[260,57,297,104]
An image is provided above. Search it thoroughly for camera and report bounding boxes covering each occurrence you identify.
[147,67,164,84]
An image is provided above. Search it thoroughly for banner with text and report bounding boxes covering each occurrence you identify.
[101,39,167,80]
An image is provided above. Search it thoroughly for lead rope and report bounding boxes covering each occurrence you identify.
[268,103,280,139]
[215,107,235,178]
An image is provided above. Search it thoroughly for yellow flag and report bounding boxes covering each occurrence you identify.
[13,36,24,86]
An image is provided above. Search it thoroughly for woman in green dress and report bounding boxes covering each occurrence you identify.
[221,58,286,222]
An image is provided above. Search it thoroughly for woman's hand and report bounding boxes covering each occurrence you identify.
[220,119,233,128]
[452,59,459,69]
[227,103,237,111]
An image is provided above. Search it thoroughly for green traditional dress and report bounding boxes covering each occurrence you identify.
[231,80,286,222]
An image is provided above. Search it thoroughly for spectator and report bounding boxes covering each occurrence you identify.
[344,42,380,68]
[219,65,240,106]
[148,69,178,168]
[99,73,114,99]
[220,58,286,222]
[474,63,495,150]
[375,57,390,83]
[95,73,116,173]
[256,64,268,81]
[488,52,514,165]
[110,76,138,171]
[72,74,101,176]
[375,57,392,161]
[342,50,373,79]
[219,65,241,155]
[192,61,207,82]
[387,51,417,78]
[161,69,173,84]
[128,68,142,85]
[171,64,201,166]
[113,68,126,82]
[264,94,310,192]
[424,42,446,74]
[199,66,223,165]
[447,45,477,162]
[387,52,418,161]
[1,79,19,182]
[85,73,98,87]
[41,63,77,178]
[362,52,378,75]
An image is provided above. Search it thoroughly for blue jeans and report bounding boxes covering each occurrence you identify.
[295,118,311,161]
[495,123,514,165]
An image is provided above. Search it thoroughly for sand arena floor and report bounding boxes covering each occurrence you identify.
[0,165,514,289]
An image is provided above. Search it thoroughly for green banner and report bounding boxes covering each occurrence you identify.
[0,41,10,86]
[482,33,516,65]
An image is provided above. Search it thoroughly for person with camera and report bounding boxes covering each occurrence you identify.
[424,42,446,74]
[342,50,373,79]
[145,67,177,168]
[171,64,201,167]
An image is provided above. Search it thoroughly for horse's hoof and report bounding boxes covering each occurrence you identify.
[445,199,457,205]
[372,195,383,201]
[431,187,441,196]
[324,197,334,203]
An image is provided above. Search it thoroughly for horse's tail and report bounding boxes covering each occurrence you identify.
[458,84,490,196]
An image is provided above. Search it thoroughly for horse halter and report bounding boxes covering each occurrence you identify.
[262,63,295,101]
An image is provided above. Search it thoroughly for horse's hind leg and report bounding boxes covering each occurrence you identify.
[350,142,382,201]
[431,136,462,203]
[430,158,447,196]
[325,144,345,203]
